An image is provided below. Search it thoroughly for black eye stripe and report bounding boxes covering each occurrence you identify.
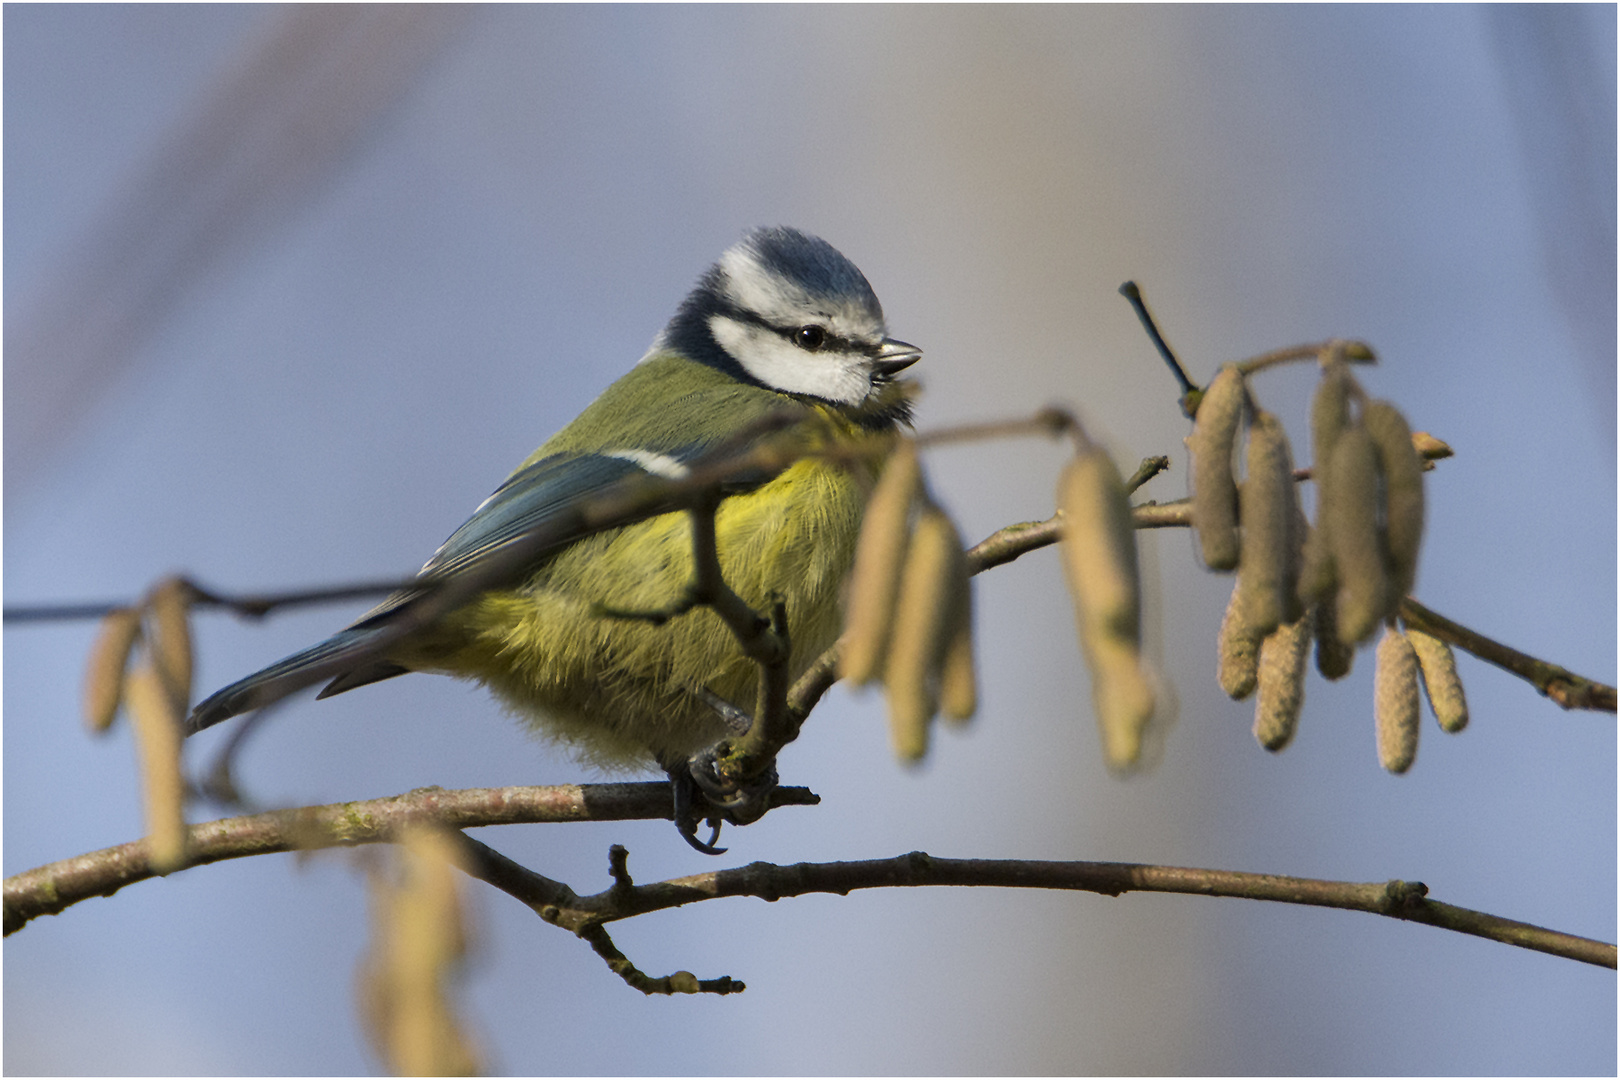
[719,304,864,355]
[779,323,857,354]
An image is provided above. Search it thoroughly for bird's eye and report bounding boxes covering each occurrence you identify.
[795,325,826,352]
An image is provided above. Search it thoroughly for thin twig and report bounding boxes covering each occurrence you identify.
[3,578,412,625]
[1235,340,1364,376]
[960,499,1187,577]
[1123,455,1172,494]
[1130,501,1194,529]
[575,922,745,996]
[1400,597,1616,713]
[911,407,1076,450]
[1118,281,1196,408]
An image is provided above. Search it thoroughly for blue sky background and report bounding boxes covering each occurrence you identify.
[5,6,1615,1074]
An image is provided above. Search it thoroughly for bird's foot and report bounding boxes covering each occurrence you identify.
[663,750,781,855]
[688,749,778,826]
[668,762,728,855]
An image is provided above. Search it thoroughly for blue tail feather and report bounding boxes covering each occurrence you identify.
[185,627,397,735]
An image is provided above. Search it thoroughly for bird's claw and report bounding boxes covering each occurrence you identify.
[668,761,728,855]
[663,749,781,854]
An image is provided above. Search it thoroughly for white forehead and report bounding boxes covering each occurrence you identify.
[717,245,886,341]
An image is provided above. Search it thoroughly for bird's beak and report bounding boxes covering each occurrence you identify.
[872,337,923,377]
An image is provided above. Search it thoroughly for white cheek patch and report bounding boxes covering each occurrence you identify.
[709,315,872,405]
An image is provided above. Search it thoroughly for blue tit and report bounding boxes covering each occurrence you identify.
[187,227,920,844]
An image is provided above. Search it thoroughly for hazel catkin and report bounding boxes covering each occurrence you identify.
[938,589,977,725]
[1236,411,1301,637]
[882,503,966,761]
[1058,449,1142,645]
[1374,625,1421,773]
[1363,401,1425,601]
[1217,579,1261,701]
[1299,362,1354,605]
[1312,592,1355,681]
[1254,613,1312,752]
[147,577,195,716]
[841,441,922,686]
[1189,364,1247,571]
[1324,423,1388,645]
[1406,625,1468,733]
[83,608,142,734]
[123,663,190,873]
[1059,447,1156,772]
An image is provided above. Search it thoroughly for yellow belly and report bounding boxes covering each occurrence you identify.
[400,457,865,769]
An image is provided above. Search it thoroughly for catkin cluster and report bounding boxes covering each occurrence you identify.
[1193,344,1465,770]
[81,577,196,871]
[841,440,977,763]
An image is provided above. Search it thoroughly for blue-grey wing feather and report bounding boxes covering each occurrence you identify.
[186,449,720,734]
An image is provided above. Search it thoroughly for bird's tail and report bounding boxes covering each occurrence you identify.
[185,626,407,735]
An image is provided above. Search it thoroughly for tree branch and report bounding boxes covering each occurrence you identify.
[448,837,747,997]
[454,842,1618,975]
[2,782,820,934]
[15,784,1609,975]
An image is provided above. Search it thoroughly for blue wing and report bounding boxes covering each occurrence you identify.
[353,452,658,626]
[185,448,724,733]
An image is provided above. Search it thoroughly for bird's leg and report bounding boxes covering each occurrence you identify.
[691,685,753,736]
[687,685,780,827]
[658,751,727,855]
[654,686,784,854]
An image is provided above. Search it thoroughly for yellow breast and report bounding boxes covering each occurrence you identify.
[403,454,869,769]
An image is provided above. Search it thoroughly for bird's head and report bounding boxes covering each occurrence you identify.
[652,227,921,420]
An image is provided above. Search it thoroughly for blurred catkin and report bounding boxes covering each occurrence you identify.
[147,577,195,716]
[1058,447,1155,771]
[1217,579,1260,701]
[1312,592,1355,681]
[358,827,479,1077]
[1089,636,1158,771]
[123,663,190,873]
[882,503,965,761]
[841,441,921,686]
[83,608,142,733]
[938,593,977,725]
[1059,450,1141,643]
